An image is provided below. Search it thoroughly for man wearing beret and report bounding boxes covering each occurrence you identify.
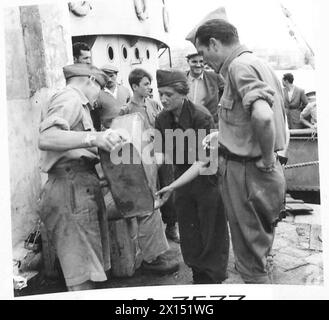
[96,64,131,130]
[186,51,224,125]
[38,63,125,291]
[194,19,287,283]
[154,69,229,284]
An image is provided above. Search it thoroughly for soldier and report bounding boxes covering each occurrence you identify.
[158,19,287,284]
[38,63,125,291]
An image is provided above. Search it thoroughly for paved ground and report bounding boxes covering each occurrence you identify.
[15,204,323,297]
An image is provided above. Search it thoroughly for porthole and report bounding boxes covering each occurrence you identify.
[108,46,114,60]
[135,47,140,60]
[122,46,128,60]
[146,49,150,60]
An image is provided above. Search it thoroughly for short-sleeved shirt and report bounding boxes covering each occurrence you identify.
[218,45,286,157]
[39,85,98,172]
[155,99,215,175]
[121,97,162,129]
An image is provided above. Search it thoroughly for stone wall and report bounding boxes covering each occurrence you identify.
[4,3,72,258]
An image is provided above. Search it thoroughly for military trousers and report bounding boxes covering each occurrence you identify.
[218,156,286,283]
[38,160,111,287]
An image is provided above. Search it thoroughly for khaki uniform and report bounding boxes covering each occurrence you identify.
[38,85,111,286]
[218,45,286,283]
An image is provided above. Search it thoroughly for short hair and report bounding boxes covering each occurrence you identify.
[169,81,189,96]
[283,73,294,84]
[186,53,203,60]
[73,42,90,59]
[195,19,239,47]
[128,68,152,89]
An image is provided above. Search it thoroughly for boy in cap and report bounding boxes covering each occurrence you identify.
[38,63,125,291]
[97,64,131,130]
[154,69,229,284]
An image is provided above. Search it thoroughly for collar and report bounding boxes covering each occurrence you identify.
[67,84,90,107]
[188,71,204,81]
[220,45,252,79]
[170,99,192,130]
[104,84,118,96]
[130,96,147,108]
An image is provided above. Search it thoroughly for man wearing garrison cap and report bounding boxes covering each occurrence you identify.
[95,64,131,130]
[154,69,229,285]
[158,18,287,284]
[38,63,125,292]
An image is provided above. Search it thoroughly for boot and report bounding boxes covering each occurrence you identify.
[141,254,179,275]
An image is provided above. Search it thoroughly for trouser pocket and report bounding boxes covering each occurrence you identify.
[246,160,286,229]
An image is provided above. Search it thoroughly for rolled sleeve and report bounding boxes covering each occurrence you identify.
[229,63,275,111]
[40,90,83,133]
[301,102,314,118]
[194,113,215,161]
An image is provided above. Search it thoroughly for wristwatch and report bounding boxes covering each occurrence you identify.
[84,133,97,147]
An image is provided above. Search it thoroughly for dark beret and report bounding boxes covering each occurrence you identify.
[63,63,108,88]
[156,69,188,88]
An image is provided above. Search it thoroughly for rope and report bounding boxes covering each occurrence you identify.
[285,160,319,170]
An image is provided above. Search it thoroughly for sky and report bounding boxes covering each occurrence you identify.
[165,0,316,52]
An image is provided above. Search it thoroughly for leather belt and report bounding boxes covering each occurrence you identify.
[49,157,98,176]
[218,149,261,163]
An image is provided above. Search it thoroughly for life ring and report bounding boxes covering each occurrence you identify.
[134,0,148,21]
[68,1,92,17]
[162,6,169,32]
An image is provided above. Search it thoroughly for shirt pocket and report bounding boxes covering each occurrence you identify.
[219,96,234,124]
[219,95,249,125]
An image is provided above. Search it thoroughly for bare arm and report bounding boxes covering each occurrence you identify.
[251,99,276,168]
[39,127,124,153]
[300,114,313,128]
[169,161,205,190]
[156,161,206,207]
[300,104,315,128]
